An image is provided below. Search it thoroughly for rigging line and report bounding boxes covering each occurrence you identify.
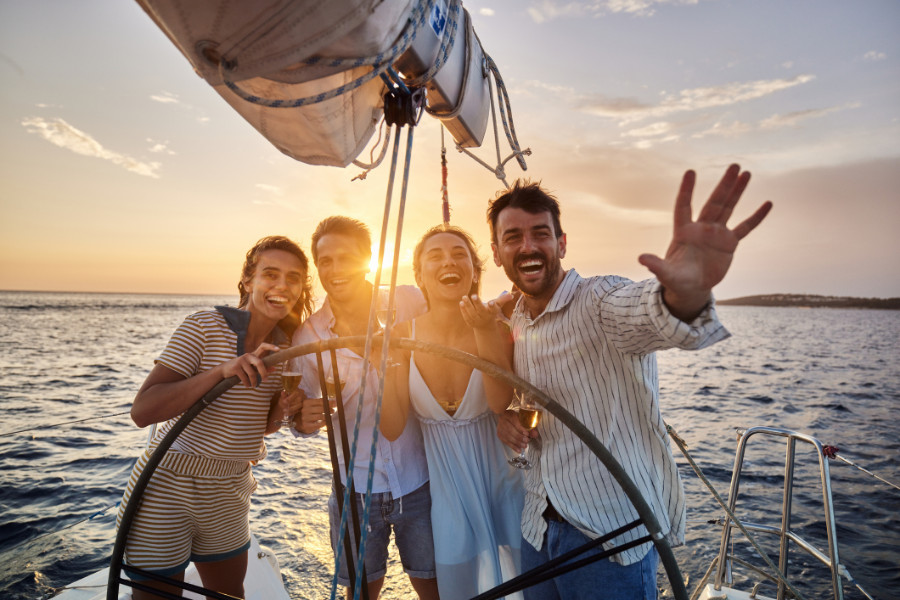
[353,124,416,600]
[0,411,131,437]
[825,449,900,492]
[441,126,450,226]
[2,502,120,555]
[352,119,392,177]
[330,119,406,600]
[665,424,807,600]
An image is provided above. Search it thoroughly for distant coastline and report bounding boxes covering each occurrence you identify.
[718,294,900,310]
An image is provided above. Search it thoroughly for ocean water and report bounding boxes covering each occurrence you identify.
[0,291,897,599]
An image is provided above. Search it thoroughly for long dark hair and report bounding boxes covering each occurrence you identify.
[238,236,314,336]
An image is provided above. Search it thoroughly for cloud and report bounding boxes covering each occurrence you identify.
[623,121,673,137]
[759,103,860,130]
[147,138,176,155]
[150,91,181,104]
[252,183,304,211]
[479,8,495,16]
[255,183,284,196]
[692,120,753,139]
[527,0,702,22]
[568,190,670,225]
[863,50,886,62]
[22,117,161,178]
[578,74,816,124]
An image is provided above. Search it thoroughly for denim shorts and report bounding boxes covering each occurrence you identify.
[328,481,436,585]
[521,519,659,599]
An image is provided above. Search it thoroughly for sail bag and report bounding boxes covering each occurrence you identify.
[136,0,489,167]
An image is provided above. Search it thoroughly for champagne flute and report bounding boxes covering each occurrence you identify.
[279,370,302,428]
[508,391,542,470]
[323,355,353,415]
[375,284,396,332]
[375,284,400,368]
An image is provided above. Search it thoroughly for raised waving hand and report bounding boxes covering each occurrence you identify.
[638,164,772,322]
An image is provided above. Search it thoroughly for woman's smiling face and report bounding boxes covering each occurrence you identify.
[416,232,478,305]
[242,249,307,323]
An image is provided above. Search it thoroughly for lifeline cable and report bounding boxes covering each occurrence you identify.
[0,411,130,437]
[823,445,900,492]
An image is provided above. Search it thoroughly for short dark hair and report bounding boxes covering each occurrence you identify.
[310,216,372,265]
[486,180,563,244]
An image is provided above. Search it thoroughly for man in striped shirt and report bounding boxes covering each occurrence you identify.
[491,165,772,599]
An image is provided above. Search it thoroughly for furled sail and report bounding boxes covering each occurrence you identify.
[136,0,491,167]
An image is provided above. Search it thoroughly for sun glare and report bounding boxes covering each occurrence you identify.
[369,243,413,274]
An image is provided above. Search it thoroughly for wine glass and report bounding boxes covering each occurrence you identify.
[375,284,400,368]
[375,284,397,332]
[279,370,303,428]
[323,355,355,409]
[508,391,542,470]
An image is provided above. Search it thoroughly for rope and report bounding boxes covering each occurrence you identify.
[2,502,119,555]
[0,411,131,437]
[354,119,416,600]
[455,46,531,185]
[689,555,719,600]
[330,118,413,600]
[220,0,436,108]
[822,445,900,492]
[405,0,462,89]
[666,424,806,600]
[351,119,392,179]
[440,126,450,225]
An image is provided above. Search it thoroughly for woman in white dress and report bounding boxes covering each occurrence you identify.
[381,225,525,600]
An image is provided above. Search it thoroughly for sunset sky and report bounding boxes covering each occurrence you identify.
[1,0,898,300]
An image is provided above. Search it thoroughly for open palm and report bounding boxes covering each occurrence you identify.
[639,164,772,320]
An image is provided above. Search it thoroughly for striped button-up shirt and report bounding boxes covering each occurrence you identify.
[512,269,729,565]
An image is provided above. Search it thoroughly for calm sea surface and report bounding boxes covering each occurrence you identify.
[1,291,898,599]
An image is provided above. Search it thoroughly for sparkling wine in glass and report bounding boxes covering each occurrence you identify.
[375,284,396,332]
[324,377,346,401]
[376,308,396,330]
[375,285,401,368]
[508,391,542,470]
[279,371,302,428]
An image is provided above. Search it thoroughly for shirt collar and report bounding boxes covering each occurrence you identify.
[312,296,338,336]
[513,268,582,322]
[214,305,288,354]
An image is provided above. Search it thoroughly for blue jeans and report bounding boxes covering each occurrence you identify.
[521,519,659,599]
[328,482,436,586]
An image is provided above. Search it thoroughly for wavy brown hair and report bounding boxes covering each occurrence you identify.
[413,225,484,307]
[238,236,314,336]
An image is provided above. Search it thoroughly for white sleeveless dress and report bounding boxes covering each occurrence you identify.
[409,325,525,599]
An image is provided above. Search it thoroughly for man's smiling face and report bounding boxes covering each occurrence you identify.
[492,207,567,302]
[314,233,370,305]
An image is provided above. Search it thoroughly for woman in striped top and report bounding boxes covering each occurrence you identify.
[117,235,313,600]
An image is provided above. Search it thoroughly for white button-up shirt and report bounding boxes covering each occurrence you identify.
[512,269,730,565]
[292,286,429,497]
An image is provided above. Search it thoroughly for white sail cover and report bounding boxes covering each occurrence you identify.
[136,0,416,166]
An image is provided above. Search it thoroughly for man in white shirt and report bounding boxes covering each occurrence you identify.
[292,216,438,600]
[492,165,772,599]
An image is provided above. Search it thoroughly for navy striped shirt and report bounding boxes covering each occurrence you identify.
[512,269,729,565]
